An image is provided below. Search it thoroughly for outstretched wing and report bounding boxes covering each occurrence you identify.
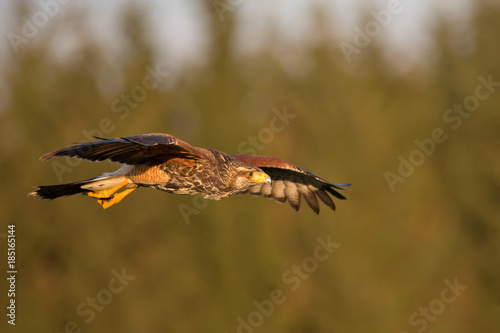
[40,133,209,165]
[231,154,350,214]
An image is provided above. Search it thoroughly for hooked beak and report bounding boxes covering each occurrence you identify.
[252,171,272,184]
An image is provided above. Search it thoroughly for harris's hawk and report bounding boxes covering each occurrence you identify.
[30,133,349,213]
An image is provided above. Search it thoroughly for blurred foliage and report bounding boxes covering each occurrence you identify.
[1,1,499,333]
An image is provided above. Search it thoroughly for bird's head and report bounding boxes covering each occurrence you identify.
[231,163,271,191]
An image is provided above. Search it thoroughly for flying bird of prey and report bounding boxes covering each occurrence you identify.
[29,133,349,213]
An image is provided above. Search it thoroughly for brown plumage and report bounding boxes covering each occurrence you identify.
[29,133,349,213]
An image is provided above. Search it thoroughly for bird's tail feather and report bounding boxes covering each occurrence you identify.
[29,175,127,200]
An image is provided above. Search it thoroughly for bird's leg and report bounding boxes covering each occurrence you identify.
[86,179,129,199]
[85,179,137,209]
[98,187,136,209]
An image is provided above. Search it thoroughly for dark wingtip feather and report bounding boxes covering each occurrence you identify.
[325,186,347,200]
[316,190,336,211]
[302,192,320,214]
[40,151,55,162]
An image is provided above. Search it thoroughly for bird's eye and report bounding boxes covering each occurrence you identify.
[247,171,254,178]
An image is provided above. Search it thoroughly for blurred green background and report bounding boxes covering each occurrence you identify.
[1,1,499,332]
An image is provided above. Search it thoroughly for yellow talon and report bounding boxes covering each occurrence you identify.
[87,179,129,199]
[98,188,136,209]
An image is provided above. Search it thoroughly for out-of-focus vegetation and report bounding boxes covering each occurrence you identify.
[1,1,499,332]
